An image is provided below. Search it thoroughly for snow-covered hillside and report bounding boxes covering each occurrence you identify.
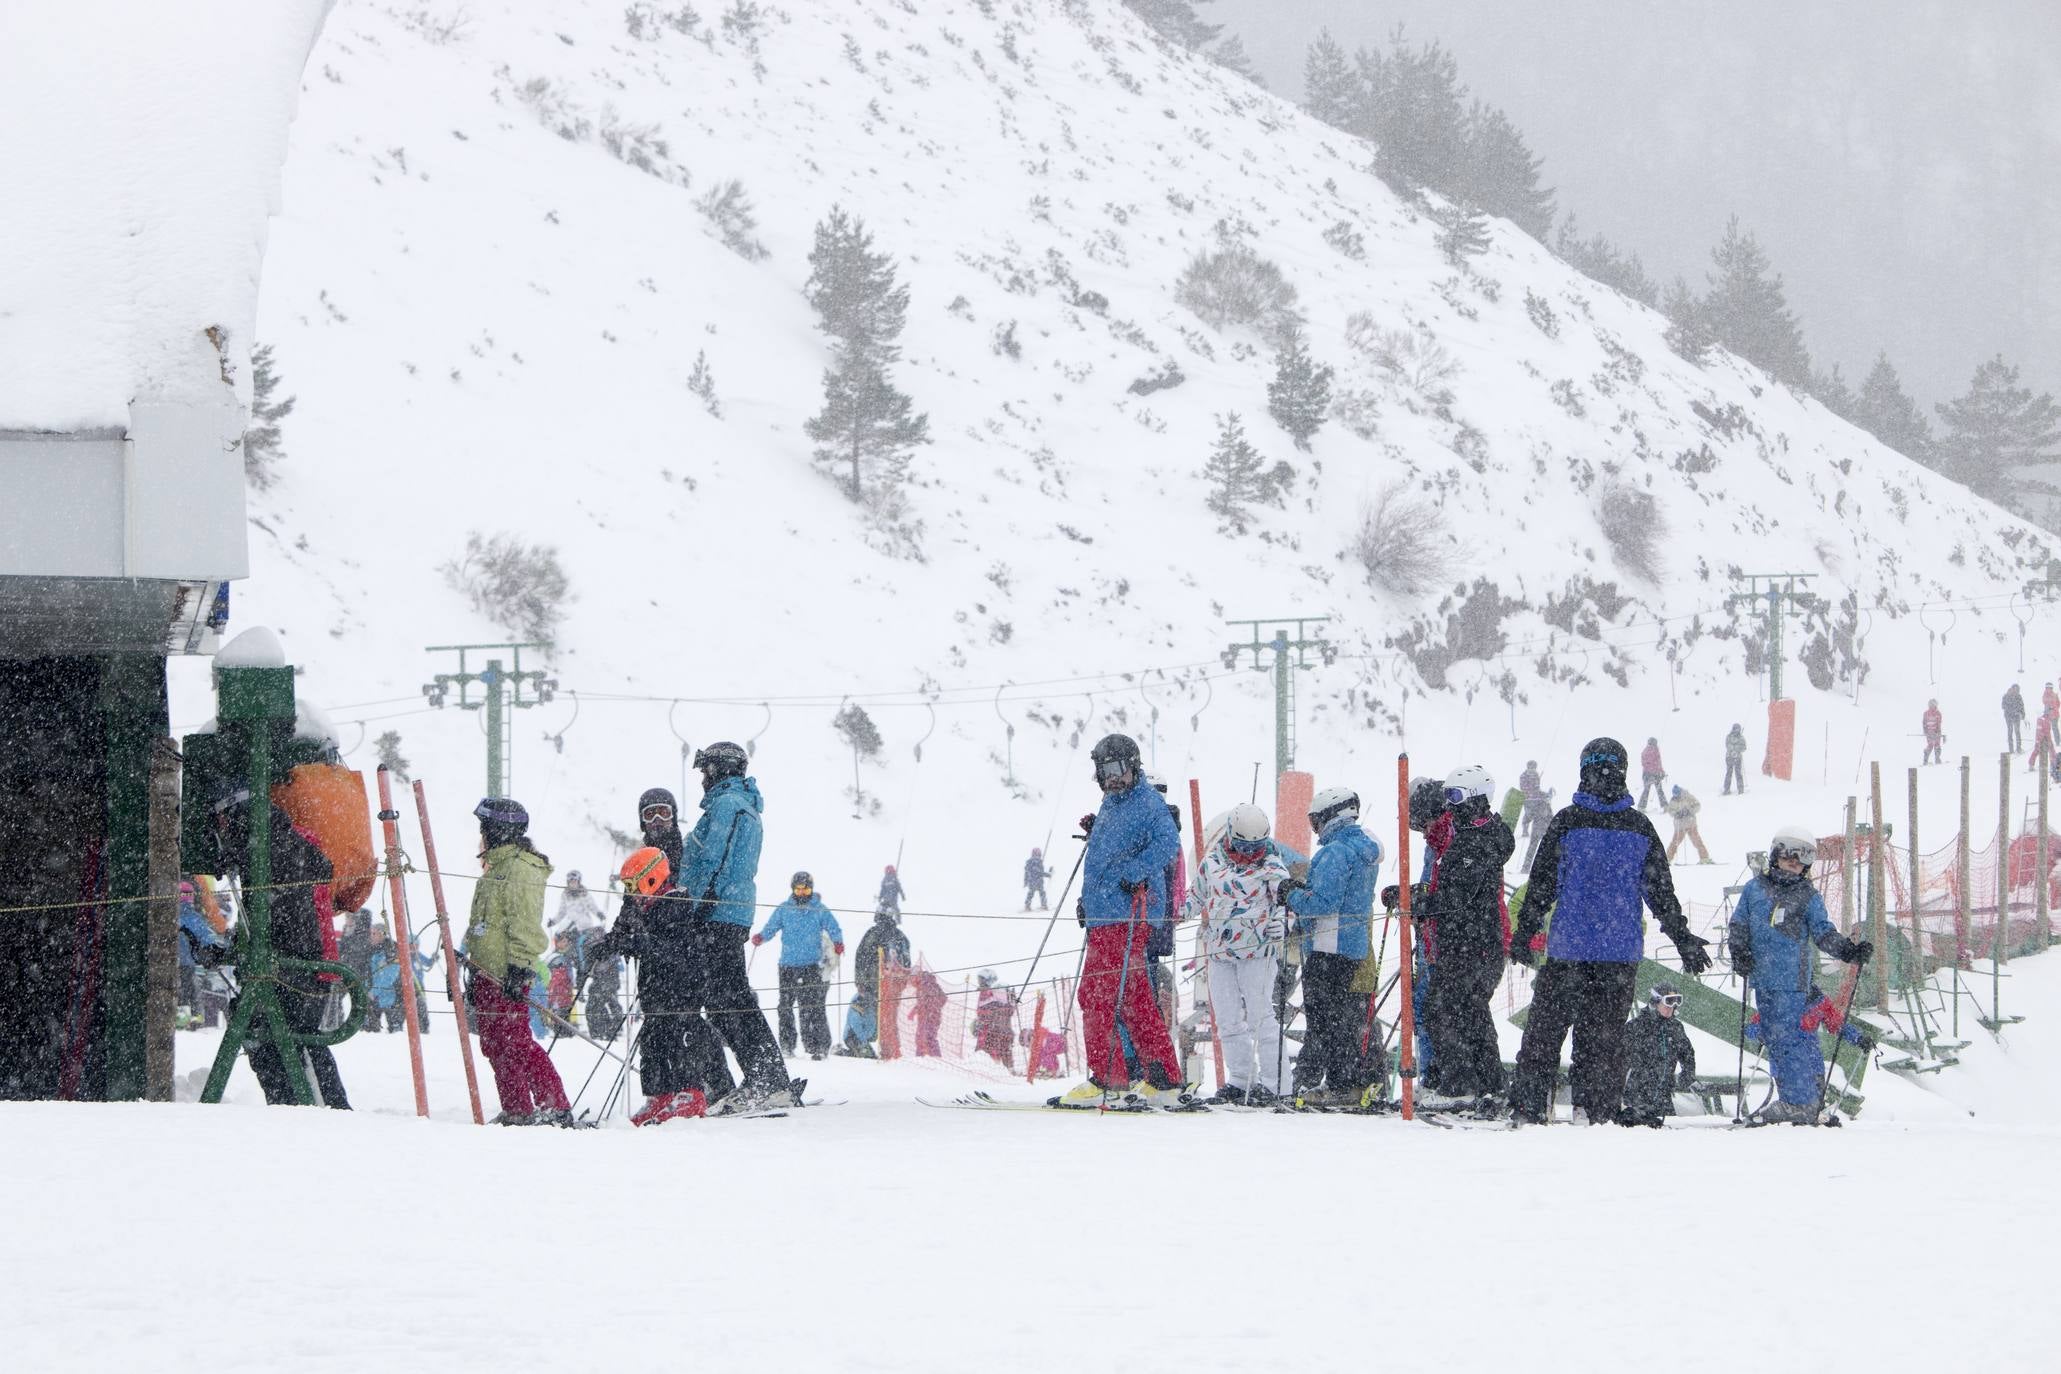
[190,0,2061,971]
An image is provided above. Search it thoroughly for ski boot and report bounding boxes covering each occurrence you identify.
[631,1090,707,1127]
[1049,1077,1125,1109]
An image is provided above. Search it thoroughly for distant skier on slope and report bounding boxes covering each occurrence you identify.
[1727,829,1872,1125]
[1189,803,1295,1105]
[1282,785,1383,1106]
[1023,848,1051,910]
[466,797,573,1126]
[2003,684,2026,754]
[1664,785,1715,865]
[1507,738,1710,1126]
[1723,724,1748,795]
[843,907,911,1057]
[1410,766,1513,1106]
[878,864,905,916]
[1638,737,1667,810]
[1053,734,1188,1107]
[1618,982,1696,1128]
[1922,700,1944,765]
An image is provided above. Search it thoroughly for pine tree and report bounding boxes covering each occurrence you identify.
[1554,214,1658,307]
[1122,0,1220,50]
[688,349,722,418]
[1701,215,1811,387]
[1434,201,1492,266]
[1455,102,1554,241]
[1662,276,1715,364]
[1933,355,2061,508]
[1267,323,1334,451]
[1302,30,1358,129]
[243,343,296,490]
[1809,362,1856,423]
[803,206,930,506]
[374,731,411,781]
[1208,33,1263,86]
[1202,411,1265,533]
[1363,31,1469,196]
[1851,353,1932,460]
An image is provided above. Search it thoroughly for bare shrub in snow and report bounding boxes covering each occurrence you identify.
[1353,485,1451,595]
[688,350,721,418]
[1345,313,1457,406]
[598,109,672,177]
[374,731,411,781]
[1597,479,1665,582]
[1175,244,1301,346]
[514,78,592,142]
[242,343,295,491]
[404,4,474,46]
[695,179,768,260]
[1322,219,1366,261]
[441,532,573,648]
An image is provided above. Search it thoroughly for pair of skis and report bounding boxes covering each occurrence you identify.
[917,1090,1208,1114]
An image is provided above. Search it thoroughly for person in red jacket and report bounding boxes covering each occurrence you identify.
[1637,738,1667,810]
[1922,700,1944,765]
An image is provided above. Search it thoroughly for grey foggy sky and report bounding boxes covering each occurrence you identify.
[1210,0,2061,409]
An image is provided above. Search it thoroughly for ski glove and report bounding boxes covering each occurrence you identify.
[1848,939,1874,967]
[1276,876,1308,903]
[834,942,846,956]
[1261,914,1287,943]
[1508,941,1539,969]
[1730,945,1755,976]
[750,934,764,947]
[1076,814,1097,839]
[1118,877,1145,897]
[1675,934,1713,976]
[501,966,530,1002]
[1379,884,1400,912]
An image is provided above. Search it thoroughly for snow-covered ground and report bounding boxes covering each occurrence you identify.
[3,955,2057,1373]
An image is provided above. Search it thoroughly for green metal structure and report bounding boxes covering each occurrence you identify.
[1221,617,1333,781]
[422,642,556,796]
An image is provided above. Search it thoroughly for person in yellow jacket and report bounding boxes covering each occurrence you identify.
[468,797,573,1125]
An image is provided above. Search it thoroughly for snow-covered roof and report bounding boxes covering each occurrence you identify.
[0,0,332,431]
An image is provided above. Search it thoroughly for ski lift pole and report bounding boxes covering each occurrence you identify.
[375,767,431,1119]
[1395,752,1417,1121]
[411,779,485,1124]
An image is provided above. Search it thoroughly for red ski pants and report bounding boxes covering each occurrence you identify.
[471,976,570,1116]
[1079,919,1178,1085]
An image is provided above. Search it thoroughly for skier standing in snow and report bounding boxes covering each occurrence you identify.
[1115,774,1187,1081]
[207,785,351,1108]
[1282,785,1383,1105]
[673,742,792,1112]
[1056,733,1187,1106]
[465,797,574,1125]
[1638,737,1667,810]
[1727,829,1872,1124]
[1410,766,1513,1106]
[1022,848,1051,910]
[753,870,844,1060]
[972,969,1018,1067]
[1723,724,1748,795]
[1663,785,1715,865]
[1619,982,1696,1127]
[1192,804,1298,1104]
[2003,684,2026,754]
[590,845,735,1124]
[547,869,607,983]
[878,864,905,916]
[843,906,911,1056]
[1921,700,1944,765]
[1506,739,1710,1125]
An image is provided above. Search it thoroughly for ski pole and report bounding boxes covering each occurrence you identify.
[571,990,639,1114]
[1733,975,1750,1124]
[1015,840,1088,1000]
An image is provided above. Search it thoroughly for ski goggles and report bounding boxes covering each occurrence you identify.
[640,803,675,824]
[1094,756,1131,784]
[791,883,814,896]
[1580,750,1625,769]
[1770,842,1814,867]
[1444,786,1470,806]
[1226,838,1268,861]
[1652,992,1683,1008]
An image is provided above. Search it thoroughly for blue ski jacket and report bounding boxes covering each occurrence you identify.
[1514,791,1689,963]
[1728,872,1858,995]
[677,776,765,927]
[758,894,844,967]
[177,902,224,969]
[1081,777,1182,928]
[1287,820,1382,961]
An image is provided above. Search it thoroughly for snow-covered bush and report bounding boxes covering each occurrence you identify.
[1597,479,1665,582]
[1345,313,1457,407]
[441,532,573,647]
[1352,485,1451,594]
[1175,244,1301,345]
[696,179,768,260]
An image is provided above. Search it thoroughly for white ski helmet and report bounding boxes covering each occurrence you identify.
[1308,787,1359,835]
[1444,764,1494,805]
[977,969,998,987]
[1226,803,1271,844]
[1769,826,1817,870]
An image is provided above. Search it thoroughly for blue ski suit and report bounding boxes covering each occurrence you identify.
[1728,871,1865,1106]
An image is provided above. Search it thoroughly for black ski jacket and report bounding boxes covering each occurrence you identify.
[853,920,911,998]
[1415,807,1514,957]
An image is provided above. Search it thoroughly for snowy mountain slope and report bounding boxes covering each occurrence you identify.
[191,0,2061,977]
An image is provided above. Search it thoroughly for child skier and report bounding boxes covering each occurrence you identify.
[1282,786,1383,1105]
[466,797,573,1126]
[972,970,1019,1067]
[1727,827,1873,1124]
[1190,803,1295,1105]
[1619,982,1696,1127]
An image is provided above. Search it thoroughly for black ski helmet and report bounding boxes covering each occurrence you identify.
[1649,981,1681,1004]
[1089,733,1142,788]
[638,787,679,824]
[1577,737,1629,797]
[791,870,813,890]
[474,796,529,828]
[692,741,749,787]
[1406,776,1448,833]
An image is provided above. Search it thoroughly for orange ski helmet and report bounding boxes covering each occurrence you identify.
[620,846,671,898]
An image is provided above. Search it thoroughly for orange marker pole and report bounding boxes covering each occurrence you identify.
[375,767,431,1119]
[412,780,485,1125]
[1024,990,1047,1086]
[1395,753,1417,1121]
